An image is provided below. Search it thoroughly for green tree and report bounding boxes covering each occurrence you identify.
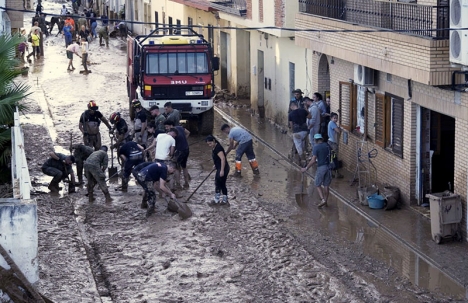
[0,34,30,182]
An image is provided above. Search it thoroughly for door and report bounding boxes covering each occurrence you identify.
[257,50,264,110]
[220,32,229,89]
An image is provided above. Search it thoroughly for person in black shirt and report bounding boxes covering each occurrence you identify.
[79,101,112,150]
[164,120,191,188]
[78,24,91,41]
[206,135,230,206]
[118,141,145,192]
[42,152,76,193]
[134,162,177,217]
[109,112,132,150]
[289,102,311,165]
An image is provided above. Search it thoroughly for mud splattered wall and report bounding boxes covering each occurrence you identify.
[0,201,38,284]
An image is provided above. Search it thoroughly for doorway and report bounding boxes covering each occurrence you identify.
[419,108,455,202]
[257,50,265,116]
[317,55,330,97]
[220,32,230,90]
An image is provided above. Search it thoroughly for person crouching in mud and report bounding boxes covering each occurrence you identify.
[206,135,230,206]
[134,161,177,217]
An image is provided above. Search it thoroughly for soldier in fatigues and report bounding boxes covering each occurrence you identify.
[42,152,76,193]
[72,144,94,185]
[79,101,112,151]
[84,146,112,202]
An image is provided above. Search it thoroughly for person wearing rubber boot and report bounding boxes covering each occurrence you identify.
[289,102,311,166]
[132,100,149,145]
[134,162,177,217]
[132,161,153,209]
[109,112,132,151]
[118,141,145,192]
[41,152,76,193]
[84,146,112,203]
[206,135,230,206]
[79,101,112,151]
[72,144,94,185]
[301,134,332,208]
[164,120,191,189]
[221,124,259,177]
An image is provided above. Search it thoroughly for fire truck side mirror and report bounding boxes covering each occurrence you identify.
[212,57,220,71]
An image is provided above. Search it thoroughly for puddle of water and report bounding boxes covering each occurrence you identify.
[292,197,467,298]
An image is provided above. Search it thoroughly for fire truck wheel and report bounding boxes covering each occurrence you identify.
[198,107,214,135]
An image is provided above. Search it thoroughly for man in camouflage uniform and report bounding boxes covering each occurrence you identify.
[72,143,94,185]
[84,146,112,203]
[41,152,76,193]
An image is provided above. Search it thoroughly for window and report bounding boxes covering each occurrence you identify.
[375,93,404,157]
[168,16,173,34]
[339,82,368,139]
[188,17,193,29]
[155,11,159,32]
[146,53,209,74]
[208,24,214,46]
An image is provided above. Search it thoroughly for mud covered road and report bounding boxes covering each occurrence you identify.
[17,2,458,302]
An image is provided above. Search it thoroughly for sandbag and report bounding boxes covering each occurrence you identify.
[383,186,401,210]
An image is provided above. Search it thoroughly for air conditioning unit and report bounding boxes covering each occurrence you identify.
[449,0,468,66]
[354,64,375,86]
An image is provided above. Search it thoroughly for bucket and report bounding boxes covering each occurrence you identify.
[383,186,400,210]
[358,186,378,206]
[367,193,386,209]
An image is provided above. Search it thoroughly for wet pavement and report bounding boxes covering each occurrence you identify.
[214,102,468,300]
[14,1,468,301]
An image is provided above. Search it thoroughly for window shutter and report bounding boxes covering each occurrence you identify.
[374,92,386,147]
[392,98,404,157]
[339,81,353,131]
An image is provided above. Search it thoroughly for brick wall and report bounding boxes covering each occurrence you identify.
[310,54,468,236]
[295,14,460,86]
[246,0,252,20]
[274,0,284,27]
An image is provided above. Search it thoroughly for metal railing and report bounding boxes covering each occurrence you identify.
[11,108,31,200]
[210,0,247,10]
[298,0,449,39]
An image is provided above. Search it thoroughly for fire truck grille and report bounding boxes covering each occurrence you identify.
[152,86,204,99]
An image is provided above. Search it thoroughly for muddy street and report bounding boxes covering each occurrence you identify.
[17,3,459,302]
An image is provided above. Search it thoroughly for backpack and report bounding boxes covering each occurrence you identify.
[328,145,338,170]
[27,35,32,43]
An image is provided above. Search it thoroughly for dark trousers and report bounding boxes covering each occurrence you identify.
[215,168,229,195]
[123,158,144,179]
[235,139,255,161]
[42,167,63,183]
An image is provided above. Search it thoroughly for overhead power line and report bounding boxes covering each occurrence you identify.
[0,6,464,35]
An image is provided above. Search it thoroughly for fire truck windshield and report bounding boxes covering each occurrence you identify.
[146,52,209,74]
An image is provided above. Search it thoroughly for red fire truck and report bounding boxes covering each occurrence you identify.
[127,27,219,134]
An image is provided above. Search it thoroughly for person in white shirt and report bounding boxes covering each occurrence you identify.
[60,5,68,15]
[145,130,177,162]
[80,37,89,74]
[66,41,81,71]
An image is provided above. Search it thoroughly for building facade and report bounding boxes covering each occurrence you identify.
[295,0,468,238]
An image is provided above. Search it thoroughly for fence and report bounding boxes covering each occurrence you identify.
[11,107,31,200]
[298,0,449,39]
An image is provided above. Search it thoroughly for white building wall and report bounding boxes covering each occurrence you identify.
[250,32,310,124]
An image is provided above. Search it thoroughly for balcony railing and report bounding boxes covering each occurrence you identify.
[209,0,247,15]
[298,0,449,39]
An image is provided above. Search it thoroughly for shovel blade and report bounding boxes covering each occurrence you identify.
[167,200,179,213]
[108,167,118,180]
[175,199,192,219]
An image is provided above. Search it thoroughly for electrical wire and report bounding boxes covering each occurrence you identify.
[0,6,463,35]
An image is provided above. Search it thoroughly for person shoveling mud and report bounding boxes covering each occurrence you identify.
[133,161,177,217]
[41,151,76,193]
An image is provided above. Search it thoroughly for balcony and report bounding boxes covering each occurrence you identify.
[298,0,449,39]
[209,0,247,16]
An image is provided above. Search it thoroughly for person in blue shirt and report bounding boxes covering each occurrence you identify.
[221,124,259,177]
[301,134,332,208]
[118,141,145,192]
[62,23,73,47]
[327,112,343,178]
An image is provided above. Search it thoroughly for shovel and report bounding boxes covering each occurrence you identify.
[108,133,118,180]
[164,197,192,219]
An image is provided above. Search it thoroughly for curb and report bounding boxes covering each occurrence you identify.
[214,106,465,289]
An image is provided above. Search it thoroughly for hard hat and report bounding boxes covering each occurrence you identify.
[109,112,121,124]
[131,99,141,108]
[88,100,98,110]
